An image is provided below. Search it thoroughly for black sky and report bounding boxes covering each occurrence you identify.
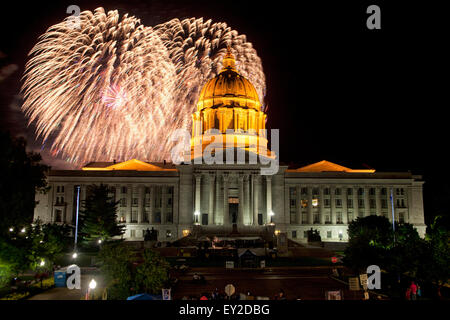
[0,0,448,223]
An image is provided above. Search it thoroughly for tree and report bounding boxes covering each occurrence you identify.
[80,184,125,243]
[344,216,393,272]
[98,242,136,300]
[27,220,71,270]
[98,244,170,300]
[0,220,71,287]
[0,131,49,237]
[418,215,450,298]
[134,250,170,294]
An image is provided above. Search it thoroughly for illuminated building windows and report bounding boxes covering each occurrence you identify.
[312,199,319,207]
[301,200,308,208]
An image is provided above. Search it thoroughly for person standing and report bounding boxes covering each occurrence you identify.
[410,281,418,300]
[405,287,411,300]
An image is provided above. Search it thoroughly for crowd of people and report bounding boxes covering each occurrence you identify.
[405,281,421,300]
[180,288,289,300]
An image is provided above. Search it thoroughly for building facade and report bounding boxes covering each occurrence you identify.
[33,49,426,242]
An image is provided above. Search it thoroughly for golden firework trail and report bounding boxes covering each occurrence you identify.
[22,7,266,166]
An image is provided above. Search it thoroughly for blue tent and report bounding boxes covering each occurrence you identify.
[127,293,162,300]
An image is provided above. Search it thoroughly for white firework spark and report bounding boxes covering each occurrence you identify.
[22,8,266,166]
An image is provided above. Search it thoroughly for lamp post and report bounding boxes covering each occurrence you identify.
[87,279,96,300]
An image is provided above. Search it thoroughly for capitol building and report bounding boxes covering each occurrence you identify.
[34,49,426,242]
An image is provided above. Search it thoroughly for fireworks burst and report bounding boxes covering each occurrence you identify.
[22,7,266,165]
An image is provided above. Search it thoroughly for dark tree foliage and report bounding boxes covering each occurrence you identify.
[80,184,125,243]
[98,243,169,300]
[0,131,49,236]
[344,216,424,274]
[419,215,450,296]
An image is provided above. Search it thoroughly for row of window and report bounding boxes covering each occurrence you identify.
[289,187,406,197]
[290,197,406,209]
[119,197,173,207]
[119,211,174,224]
[290,211,406,224]
[117,186,174,194]
[291,230,344,239]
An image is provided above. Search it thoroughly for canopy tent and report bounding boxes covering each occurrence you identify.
[127,293,162,300]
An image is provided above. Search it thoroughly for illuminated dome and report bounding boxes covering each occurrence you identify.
[190,46,274,161]
[196,47,261,111]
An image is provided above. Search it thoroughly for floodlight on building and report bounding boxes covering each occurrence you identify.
[194,210,200,216]
[269,210,274,216]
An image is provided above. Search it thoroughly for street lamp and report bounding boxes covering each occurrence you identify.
[9,227,13,232]
[40,260,45,267]
[98,239,102,244]
[72,252,78,259]
[20,228,26,233]
[87,279,97,300]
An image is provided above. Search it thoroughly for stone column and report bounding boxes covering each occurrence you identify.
[353,187,359,219]
[307,187,313,225]
[238,174,244,225]
[252,174,259,226]
[161,185,167,224]
[265,176,272,224]
[244,174,250,225]
[364,187,370,217]
[319,187,325,224]
[195,174,201,224]
[223,173,230,225]
[331,186,337,224]
[208,173,215,225]
[149,185,155,223]
[137,185,144,224]
[342,192,348,225]
[376,187,382,216]
[296,186,301,225]
[126,185,132,223]
[215,173,221,224]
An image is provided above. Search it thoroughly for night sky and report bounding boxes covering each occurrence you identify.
[0,0,448,223]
